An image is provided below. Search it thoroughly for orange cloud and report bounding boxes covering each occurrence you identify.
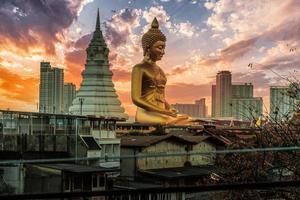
[64,49,86,87]
[115,89,135,116]
[112,68,131,82]
[0,67,39,104]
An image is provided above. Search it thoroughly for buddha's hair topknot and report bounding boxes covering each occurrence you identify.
[142,17,166,56]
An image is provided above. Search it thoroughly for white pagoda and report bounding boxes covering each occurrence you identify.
[69,10,128,120]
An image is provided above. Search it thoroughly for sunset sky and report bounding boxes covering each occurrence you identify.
[0,0,299,117]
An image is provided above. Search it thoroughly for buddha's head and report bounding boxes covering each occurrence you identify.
[142,18,166,61]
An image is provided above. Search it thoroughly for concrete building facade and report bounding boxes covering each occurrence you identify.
[270,85,299,121]
[63,83,76,114]
[231,83,262,120]
[231,97,263,120]
[211,85,216,117]
[39,62,64,114]
[212,73,262,120]
[232,83,253,98]
[216,71,232,117]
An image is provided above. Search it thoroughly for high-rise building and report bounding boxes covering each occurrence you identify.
[63,83,76,114]
[212,72,263,120]
[172,99,206,118]
[39,62,64,114]
[69,10,128,119]
[231,83,262,120]
[270,85,299,121]
[216,71,232,117]
[195,98,207,118]
[231,97,263,120]
[211,85,216,117]
[232,83,253,98]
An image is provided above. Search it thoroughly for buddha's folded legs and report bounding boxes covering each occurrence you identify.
[136,108,192,125]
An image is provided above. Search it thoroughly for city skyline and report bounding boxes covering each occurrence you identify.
[0,0,299,116]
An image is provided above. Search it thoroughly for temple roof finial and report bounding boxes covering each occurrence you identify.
[95,8,100,31]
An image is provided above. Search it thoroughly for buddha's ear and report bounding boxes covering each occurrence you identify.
[144,50,150,60]
[145,47,150,55]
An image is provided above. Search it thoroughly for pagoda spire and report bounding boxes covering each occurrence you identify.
[95,8,101,31]
[69,8,128,120]
[90,8,105,45]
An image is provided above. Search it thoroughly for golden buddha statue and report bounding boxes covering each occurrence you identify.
[131,18,190,125]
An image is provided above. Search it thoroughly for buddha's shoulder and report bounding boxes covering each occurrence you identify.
[133,62,151,71]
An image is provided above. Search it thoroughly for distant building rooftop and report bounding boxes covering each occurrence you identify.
[121,134,226,148]
[139,166,225,180]
[35,163,119,173]
[0,109,124,121]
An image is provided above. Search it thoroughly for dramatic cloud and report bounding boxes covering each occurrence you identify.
[0,0,91,55]
[197,37,258,67]
[167,66,190,76]
[205,0,297,40]
[65,50,86,66]
[172,21,199,37]
[259,54,300,72]
[64,33,90,86]
[104,8,142,48]
[143,6,198,37]
[233,71,272,88]
[143,6,171,29]
[64,49,86,86]
[194,0,300,82]
[74,33,92,49]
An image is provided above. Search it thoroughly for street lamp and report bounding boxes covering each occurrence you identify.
[79,98,84,115]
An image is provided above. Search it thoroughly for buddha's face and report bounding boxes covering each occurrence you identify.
[149,40,165,61]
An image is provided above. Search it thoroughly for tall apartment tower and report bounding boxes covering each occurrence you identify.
[216,71,232,117]
[69,10,128,119]
[232,83,253,98]
[63,83,76,114]
[231,97,263,120]
[211,85,216,117]
[270,85,299,121]
[39,62,64,114]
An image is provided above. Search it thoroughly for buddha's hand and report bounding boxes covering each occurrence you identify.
[164,110,177,117]
[170,108,179,114]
